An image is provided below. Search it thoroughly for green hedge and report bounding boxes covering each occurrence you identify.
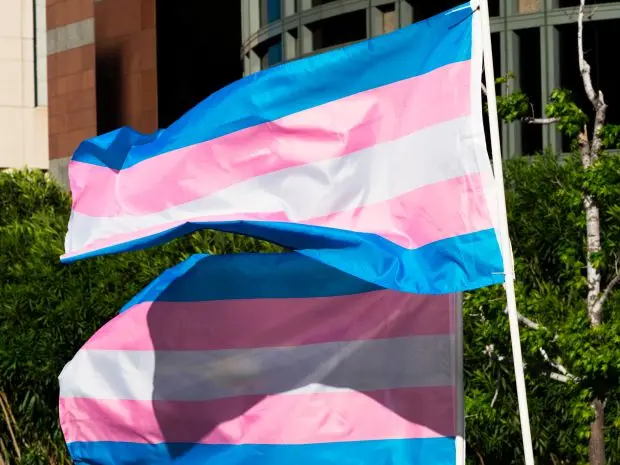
[0,170,280,464]
[1,157,619,465]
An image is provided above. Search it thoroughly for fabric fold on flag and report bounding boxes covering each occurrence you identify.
[61,2,505,294]
[59,252,462,465]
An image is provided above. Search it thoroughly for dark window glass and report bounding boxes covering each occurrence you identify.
[155,0,242,128]
[489,0,500,16]
[257,35,283,70]
[268,0,281,22]
[408,0,462,22]
[268,40,283,65]
[310,9,366,50]
[312,0,338,6]
[558,0,616,7]
[558,19,620,150]
[518,27,543,154]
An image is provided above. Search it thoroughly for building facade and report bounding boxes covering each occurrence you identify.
[241,0,620,157]
[0,0,48,170]
[44,0,242,186]
[3,1,619,181]
[45,0,157,186]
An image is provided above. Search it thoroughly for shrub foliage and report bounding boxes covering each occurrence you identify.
[1,162,619,464]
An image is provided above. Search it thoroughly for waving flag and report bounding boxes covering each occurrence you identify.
[59,253,463,465]
[61,2,503,294]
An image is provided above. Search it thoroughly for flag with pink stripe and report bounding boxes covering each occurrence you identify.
[61,2,504,294]
[59,253,464,465]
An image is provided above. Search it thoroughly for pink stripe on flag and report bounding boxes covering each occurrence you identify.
[63,172,491,260]
[82,291,452,351]
[60,386,455,444]
[70,60,471,217]
[313,173,491,249]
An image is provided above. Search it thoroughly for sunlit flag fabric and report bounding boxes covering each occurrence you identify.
[61,2,504,294]
[59,253,463,465]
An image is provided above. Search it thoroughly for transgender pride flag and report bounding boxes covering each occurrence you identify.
[59,253,464,465]
[61,2,504,294]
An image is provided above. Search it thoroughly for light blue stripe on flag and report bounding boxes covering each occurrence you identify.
[72,2,473,170]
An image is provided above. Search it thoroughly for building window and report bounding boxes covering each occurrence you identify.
[268,40,283,65]
[258,36,283,69]
[488,0,500,16]
[310,9,367,51]
[558,19,620,150]
[260,0,282,26]
[558,0,617,7]
[404,0,498,18]
[517,28,542,154]
[312,0,338,6]
[409,0,464,22]
[517,0,541,13]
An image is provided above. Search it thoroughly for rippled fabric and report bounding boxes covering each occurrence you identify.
[60,253,462,465]
[61,2,504,294]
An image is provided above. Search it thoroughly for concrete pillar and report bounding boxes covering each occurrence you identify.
[373,5,397,36]
[284,30,297,60]
[399,0,413,27]
[249,0,260,36]
[241,0,249,44]
[244,54,250,76]
[370,7,381,37]
[283,0,295,16]
[540,11,561,153]
[500,30,522,158]
[300,25,312,55]
[249,49,261,74]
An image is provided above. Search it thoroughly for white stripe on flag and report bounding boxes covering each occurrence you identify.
[60,335,455,401]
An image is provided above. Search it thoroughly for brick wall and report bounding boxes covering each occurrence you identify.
[95,0,157,134]
[46,0,158,187]
[46,0,97,162]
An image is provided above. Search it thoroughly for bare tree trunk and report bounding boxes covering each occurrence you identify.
[577,2,607,464]
[577,131,603,327]
[588,399,606,465]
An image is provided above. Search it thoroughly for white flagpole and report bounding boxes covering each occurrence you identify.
[477,1,536,465]
[454,292,465,465]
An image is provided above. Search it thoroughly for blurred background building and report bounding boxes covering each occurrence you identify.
[241,0,620,158]
[0,0,48,170]
[2,0,620,183]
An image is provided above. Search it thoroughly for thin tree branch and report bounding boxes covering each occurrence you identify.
[599,273,620,306]
[473,313,574,383]
[549,372,571,383]
[503,307,540,330]
[578,0,607,161]
[591,261,620,317]
[540,348,577,382]
[522,116,561,125]
[578,0,598,107]
[491,386,499,407]
[502,308,577,382]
